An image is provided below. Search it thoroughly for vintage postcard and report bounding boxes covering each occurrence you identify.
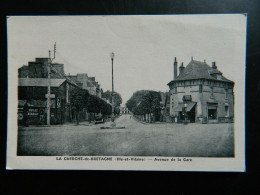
[7,14,246,171]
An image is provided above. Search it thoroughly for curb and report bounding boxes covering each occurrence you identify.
[18,123,95,128]
[133,117,173,125]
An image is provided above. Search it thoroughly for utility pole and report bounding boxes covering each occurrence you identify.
[46,42,56,125]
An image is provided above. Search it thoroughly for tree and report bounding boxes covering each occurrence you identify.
[126,90,150,113]
[102,90,122,114]
[126,90,162,121]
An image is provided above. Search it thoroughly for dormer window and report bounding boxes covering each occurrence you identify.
[217,74,222,80]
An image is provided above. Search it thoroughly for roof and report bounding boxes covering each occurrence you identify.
[19,78,66,87]
[87,82,94,87]
[168,60,233,85]
[88,77,95,81]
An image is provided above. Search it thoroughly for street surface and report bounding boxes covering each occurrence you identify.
[18,115,234,157]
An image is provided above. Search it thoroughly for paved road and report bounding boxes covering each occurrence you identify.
[18,115,234,157]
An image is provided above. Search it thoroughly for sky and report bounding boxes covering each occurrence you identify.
[8,15,247,105]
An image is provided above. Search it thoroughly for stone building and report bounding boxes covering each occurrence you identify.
[68,74,102,98]
[18,58,65,79]
[167,57,234,123]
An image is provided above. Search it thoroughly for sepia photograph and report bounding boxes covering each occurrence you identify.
[6,14,246,171]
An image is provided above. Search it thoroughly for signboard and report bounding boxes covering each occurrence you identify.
[27,108,39,117]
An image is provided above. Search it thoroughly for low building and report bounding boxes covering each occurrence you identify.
[167,58,234,123]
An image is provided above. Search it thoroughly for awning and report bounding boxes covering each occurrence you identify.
[174,102,196,112]
[186,102,196,111]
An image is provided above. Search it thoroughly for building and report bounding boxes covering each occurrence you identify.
[120,107,130,114]
[18,77,78,125]
[68,74,102,98]
[17,58,88,125]
[167,57,234,123]
[19,58,65,79]
[18,57,110,125]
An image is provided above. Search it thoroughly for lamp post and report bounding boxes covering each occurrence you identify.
[110,52,116,128]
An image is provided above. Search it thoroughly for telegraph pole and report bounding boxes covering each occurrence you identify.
[46,43,56,125]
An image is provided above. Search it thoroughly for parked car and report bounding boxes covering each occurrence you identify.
[94,113,104,124]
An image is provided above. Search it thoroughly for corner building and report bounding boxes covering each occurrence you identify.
[167,58,234,123]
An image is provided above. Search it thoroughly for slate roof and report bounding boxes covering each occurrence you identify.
[168,60,233,85]
[88,77,95,82]
[19,78,66,87]
[87,81,95,87]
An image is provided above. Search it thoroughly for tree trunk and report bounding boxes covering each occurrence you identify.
[76,111,79,125]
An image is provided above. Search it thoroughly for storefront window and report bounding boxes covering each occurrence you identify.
[208,103,218,120]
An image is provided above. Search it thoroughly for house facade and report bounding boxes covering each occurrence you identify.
[18,78,78,125]
[167,58,234,123]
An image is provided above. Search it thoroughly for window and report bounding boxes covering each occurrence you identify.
[225,106,229,117]
[225,88,228,99]
[210,87,214,98]
[208,103,218,120]
[182,95,192,102]
[208,109,217,119]
[199,84,202,93]
[217,74,222,80]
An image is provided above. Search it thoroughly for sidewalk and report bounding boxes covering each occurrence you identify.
[19,120,95,128]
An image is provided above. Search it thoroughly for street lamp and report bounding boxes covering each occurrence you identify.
[110,52,116,128]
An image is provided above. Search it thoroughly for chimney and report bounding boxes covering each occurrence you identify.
[173,57,177,80]
[212,61,217,69]
[179,62,185,75]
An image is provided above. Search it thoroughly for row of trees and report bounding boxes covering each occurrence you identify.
[102,90,122,115]
[126,90,162,121]
[70,88,122,124]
